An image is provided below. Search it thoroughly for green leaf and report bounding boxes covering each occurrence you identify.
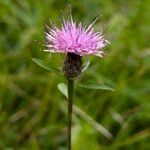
[82,61,90,72]
[57,83,68,98]
[32,58,63,75]
[78,81,115,91]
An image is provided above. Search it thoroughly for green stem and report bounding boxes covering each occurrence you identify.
[67,78,74,150]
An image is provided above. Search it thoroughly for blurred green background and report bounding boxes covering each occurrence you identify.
[0,0,149,149]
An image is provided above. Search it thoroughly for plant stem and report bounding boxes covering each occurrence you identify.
[67,78,74,150]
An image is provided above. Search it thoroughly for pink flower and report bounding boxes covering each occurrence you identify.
[45,17,109,57]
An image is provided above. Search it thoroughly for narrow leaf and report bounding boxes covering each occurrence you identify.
[57,83,68,98]
[82,61,90,72]
[73,104,114,140]
[32,58,63,75]
[78,81,115,91]
[60,102,114,140]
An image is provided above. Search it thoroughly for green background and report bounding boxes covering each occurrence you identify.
[0,0,149,149]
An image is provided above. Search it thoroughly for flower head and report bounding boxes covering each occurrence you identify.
[45,17,109,57]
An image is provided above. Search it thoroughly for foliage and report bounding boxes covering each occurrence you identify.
[0,0,149,149]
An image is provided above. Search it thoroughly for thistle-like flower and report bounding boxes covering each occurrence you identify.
[42,15,111,150]
[45,18,109,57]
[45,17,109,78]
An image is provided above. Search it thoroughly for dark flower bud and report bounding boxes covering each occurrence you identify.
[63,53,82,78]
